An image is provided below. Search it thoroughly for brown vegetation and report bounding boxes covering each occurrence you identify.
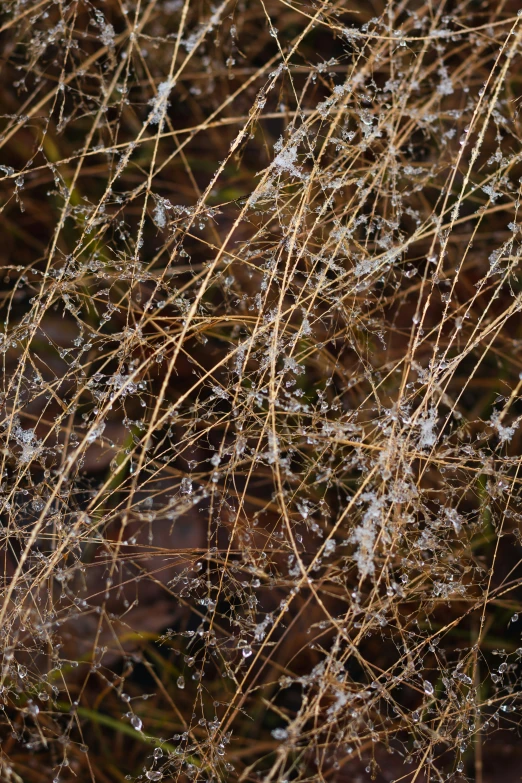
[1,1,522,781]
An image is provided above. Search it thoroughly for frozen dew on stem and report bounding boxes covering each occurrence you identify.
[147,80,175,127]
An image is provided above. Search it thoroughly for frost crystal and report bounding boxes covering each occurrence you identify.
[153,196,172,229]
[350,493,384,578]
[95,11,115,47]
[148,80,175,126]
[418,408,438,448]
[12,423,41,464]
[87,422,106,444]
[490,410,516,443]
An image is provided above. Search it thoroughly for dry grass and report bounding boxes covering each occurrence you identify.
[1,0,522,781]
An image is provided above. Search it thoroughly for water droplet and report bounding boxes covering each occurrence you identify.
[130,715,143,731]
[423,680,434,696]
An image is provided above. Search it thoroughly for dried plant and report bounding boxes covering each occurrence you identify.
[1,1,522,781]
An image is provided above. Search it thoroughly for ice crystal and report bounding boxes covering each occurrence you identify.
[148,80,175,126]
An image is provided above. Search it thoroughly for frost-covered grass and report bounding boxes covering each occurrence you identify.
[1,0,522,781]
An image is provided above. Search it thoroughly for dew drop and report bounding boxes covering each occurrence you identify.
[130,715,143,731]
[423,680,434,696]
